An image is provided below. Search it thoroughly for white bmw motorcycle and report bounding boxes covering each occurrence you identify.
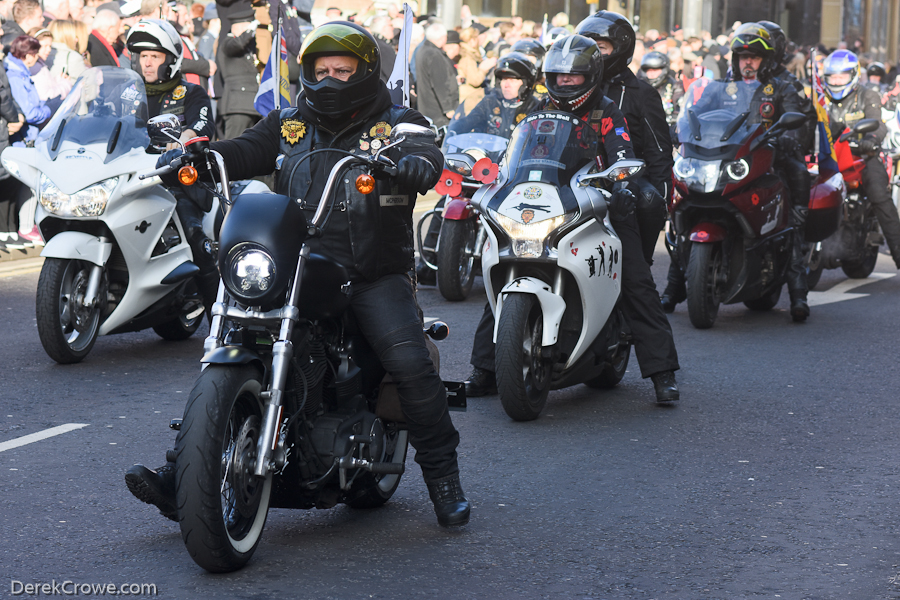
[471,110,643,421]
[0,67,263,364]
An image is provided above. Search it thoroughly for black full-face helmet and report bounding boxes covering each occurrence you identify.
[494,51,539,100]
[574,10,636,79]
[543,34,605,113]
[299,22,381,118]
[729,22,777,81]
[638,50,670,87]
[757,20,786,65]
[867,61,887,79]
[511,38,547,71]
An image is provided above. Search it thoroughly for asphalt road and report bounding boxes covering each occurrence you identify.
[2,245,900,600]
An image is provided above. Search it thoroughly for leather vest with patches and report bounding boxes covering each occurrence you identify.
[158,82,189,126]
[274,105,418,282]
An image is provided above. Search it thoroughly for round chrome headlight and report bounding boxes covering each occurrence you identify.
[674,156,696,179]
[224,243,276,301]
[725,158,750,181]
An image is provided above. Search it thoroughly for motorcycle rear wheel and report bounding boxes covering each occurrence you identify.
[346,426,409,509]
[175,365,271,573]
[584,343,631,389]
[437,218,477,301]
[841,246,879,279]
[496,294,552,421]
[743,284,782,311]
[686,243,721,329]
[152,303,203,341]
[806,246,824,290]
[35,258,102,364]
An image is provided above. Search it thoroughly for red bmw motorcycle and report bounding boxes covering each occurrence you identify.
[669,79,843,328]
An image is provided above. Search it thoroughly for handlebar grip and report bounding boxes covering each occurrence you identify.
[138,163,175,181]
[381,164,399,177]
[368,462,406,475]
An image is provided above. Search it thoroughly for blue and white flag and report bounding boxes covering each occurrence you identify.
[386,4,414,107]
[254,24,292,116]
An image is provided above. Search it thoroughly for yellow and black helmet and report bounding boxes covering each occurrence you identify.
[730,22,776,81]
[298,22,381,118]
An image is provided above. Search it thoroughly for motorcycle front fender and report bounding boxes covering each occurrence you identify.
[41,231,113,267]
[201,345,264,369]
[689,222,726,243]
[493,276,567,347]
[442,197,474,221]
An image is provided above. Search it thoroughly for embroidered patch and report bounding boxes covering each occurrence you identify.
[379,194,408,206]
[726,82,737,96]
[493,106,501,114]
[172,85,186,100]
[370,121,392,139]
[359,140,370,151]
[760,102,775,118]
[281,119,307,144]
[515,113,526,123]
[763,84,774,96]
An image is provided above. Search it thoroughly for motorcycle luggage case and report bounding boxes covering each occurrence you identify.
[806,167,844,243]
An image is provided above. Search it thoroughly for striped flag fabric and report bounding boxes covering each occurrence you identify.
[810,48,839,172]
[254,25,292,116]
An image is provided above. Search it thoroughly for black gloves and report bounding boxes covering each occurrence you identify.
[396,155,437,195]
[155,148,185,188]
[858,134,880,154]
[607,186,636,222]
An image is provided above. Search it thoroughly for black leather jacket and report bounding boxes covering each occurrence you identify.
[211,84,442,282]
[826,85,887,144]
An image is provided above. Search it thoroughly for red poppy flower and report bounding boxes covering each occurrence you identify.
[472,158,499,184]
[435,169,463,197]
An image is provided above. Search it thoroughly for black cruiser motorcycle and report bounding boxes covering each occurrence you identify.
[141,115,464,573]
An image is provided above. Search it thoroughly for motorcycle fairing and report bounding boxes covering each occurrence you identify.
[493,182,566,224]
[41,231,112,266]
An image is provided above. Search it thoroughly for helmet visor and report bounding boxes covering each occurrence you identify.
[300,23,378,65]
[544,41,600,74]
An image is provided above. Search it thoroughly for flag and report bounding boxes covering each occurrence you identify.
[810,48,839,172]
[539,14,548,45]
[386,4,414,107]
[254,24,292,117]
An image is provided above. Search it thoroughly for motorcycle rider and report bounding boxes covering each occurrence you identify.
[416,52,541,284]
[864,61,887,94]
[125,22,471,529]
[465,34,681,405]
[125,19,218,318]
[822,50,900,268]
[576,10,673,267]
[637,50,684,141]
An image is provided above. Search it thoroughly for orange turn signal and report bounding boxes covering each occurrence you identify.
[847,179,860,190]
[178,165,198,186]
[356,173,376,194]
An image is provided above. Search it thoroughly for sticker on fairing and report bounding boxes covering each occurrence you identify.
[528,170,542,181]
[497,183,565,224]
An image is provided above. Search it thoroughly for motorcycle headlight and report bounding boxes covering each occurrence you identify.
[39,174,117,217]
[724,158,750,181]
[223,243,276,301]
[674,158,722,193]
[489,209,575,258]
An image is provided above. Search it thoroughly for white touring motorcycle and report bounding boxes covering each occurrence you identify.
[471,111,644,421]
[0,67,264,363]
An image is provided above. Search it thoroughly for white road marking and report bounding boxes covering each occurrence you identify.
[424,317,438,324]
[808,273,896,307]
[0,423,89,453]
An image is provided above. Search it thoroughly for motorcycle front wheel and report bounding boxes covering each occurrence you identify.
[175,364,271,573]
[686,242,722,329]
[495,294,552,421]
[437,218,478,301]
[35,258,102,364]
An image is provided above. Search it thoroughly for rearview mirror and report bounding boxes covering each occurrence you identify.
[148,114,182,148]
[853,118,880,135]
[577,159,645,187]
[776,112,807,131]
[389,123,436,150]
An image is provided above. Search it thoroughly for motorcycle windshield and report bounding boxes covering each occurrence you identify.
[677,79,761,149]
[441,132,509,162]
[500,111,598,188]
[36,67,150,163]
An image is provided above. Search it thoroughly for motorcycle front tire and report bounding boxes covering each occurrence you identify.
[175,364,271,573]
[495,294,552,421]
[686,242,721,329]
[35,258,102,364]
[437,218,477,301]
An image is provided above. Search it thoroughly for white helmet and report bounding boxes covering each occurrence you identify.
[126,19,183,83]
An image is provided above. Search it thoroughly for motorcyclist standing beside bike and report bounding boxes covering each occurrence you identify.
[125,19,218,318]
[465,34,681,405]
[822,50,900,269]
[637,50,684,141]
[126,22,471,528]
[576,11,673,267]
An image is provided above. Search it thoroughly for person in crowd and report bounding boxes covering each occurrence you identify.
[217,8,260,139]
[2,0,43,51]
[864,61,886,93]
[68,0,85,22]
[367,14,396,82]
[195,2,218,60]
[415,22,457,131]
[41,0,69,24]
[47,18,89,81]
[0,59,25,246]
[86,8,122,66]
[455,26,495,114]
[27,27,69,109]
[637,50,683,140]
[126,21,470,529]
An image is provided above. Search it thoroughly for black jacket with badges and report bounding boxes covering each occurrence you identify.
[826,85,887,144]
[744,77,808,135]
[770,64,816,152]
[601,69,674,200]
[449,88,543,139]
[147,80,214,140]
[537,92,636,168]
[653,76,685,128]
[211,84,442,283]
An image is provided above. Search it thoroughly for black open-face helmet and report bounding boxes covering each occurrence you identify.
[729,22,777,81]
[299,22,381,118]
[638,50,669,87]
[574,10,636,79]
[543,34,604,114]
[494,51,539,100]
[867,61,887,79]
[511,38,547,71]
[757,20,786,65]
